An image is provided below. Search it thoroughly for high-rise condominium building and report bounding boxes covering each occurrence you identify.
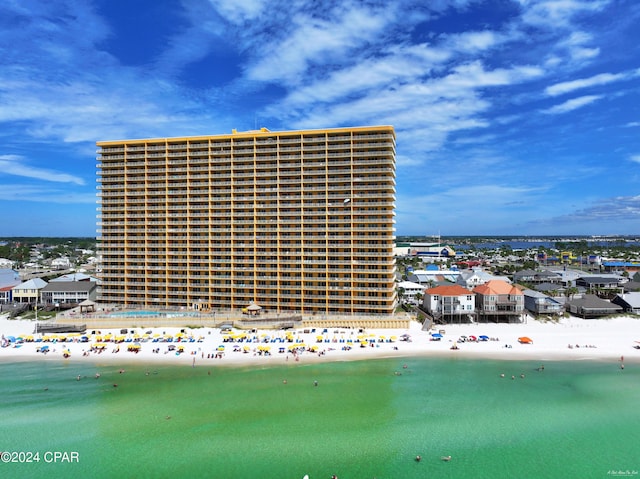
[96,126,397,315]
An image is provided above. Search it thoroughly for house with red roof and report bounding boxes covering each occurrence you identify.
[423,284,476,324]
[473,280,525,323]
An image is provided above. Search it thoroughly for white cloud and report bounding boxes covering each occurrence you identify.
[518,0,611,28]
[0,155,85,185]
[542,94,602,114]
[209,0,268,23]
[0,184,95,203]
[444,30,505,53]
[545,72,627,96]
[630,155,640,164]
[247,6,389,84]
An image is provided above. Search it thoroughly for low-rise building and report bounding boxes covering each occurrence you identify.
[565,294,622,318]
[423,284,475,324]
[513,269,561,284]
[522,289,564,316]
[611,292,640,314]
[473,280,524,323]
[575,276,624,296]
[456,268,510,289]
[51,257,71,270]
[0,268,22,303]
[41,281,98,305]
[0,258,14,269]
[12,278,47,303]
[408,268,460,285]
[396,281,425,303]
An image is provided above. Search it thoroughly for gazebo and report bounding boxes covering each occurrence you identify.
[79,299,96,313]
[244,303,262,315]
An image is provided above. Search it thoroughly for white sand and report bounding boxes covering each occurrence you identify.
[1,314,639,367]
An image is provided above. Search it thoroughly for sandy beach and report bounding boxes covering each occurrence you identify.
[1,314,639,367]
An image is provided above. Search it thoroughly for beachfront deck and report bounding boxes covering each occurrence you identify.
[52,306,412,331]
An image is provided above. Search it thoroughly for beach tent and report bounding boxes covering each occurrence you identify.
[243,303,262,315]
[79,300,96,313]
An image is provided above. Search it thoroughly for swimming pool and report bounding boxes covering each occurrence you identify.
[107,311,201,318]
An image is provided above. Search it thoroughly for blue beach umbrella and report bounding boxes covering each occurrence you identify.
[431,333,443,339]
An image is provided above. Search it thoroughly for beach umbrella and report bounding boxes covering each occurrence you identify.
[40,345,49,351]
[431,333,443,338]
[518,337,533,344]
[6,336,16,343]
[479,335,489,341]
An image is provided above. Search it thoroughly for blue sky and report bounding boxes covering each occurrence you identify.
[0,0,639,237]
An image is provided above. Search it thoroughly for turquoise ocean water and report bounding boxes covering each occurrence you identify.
[1,357,638,479]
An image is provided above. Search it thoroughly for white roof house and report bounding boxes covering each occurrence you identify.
[612,292,640,313]
[397,281,425,299]
[12,278,48,303]
[456,268,510,289]
[0,258,13,269]
[50,272,98,282]
[51,257,71,270]
[408,269,460,285]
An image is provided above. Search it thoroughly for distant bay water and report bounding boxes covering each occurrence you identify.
[1,357,638,479]
[452,238,640,251]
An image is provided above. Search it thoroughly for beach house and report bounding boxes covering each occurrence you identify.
[12,278,48,304]
[456,268,510,289]
[0,268,22,304]
[522,289,564,316]
[565,294,623,318]
[41,281,98,305]
[473,280,525,323]
[611,292,640,314]
[423,284,475,324]
[396,281,425,304]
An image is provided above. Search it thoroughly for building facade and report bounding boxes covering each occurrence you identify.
[473,280,525,323]
[97,126,397,315]
[41,281,98,305]
[423,284,476,323]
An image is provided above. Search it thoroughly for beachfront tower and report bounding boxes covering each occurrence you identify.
[96,126,397,315]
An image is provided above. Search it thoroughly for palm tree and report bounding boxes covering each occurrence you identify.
[397,287,405,303]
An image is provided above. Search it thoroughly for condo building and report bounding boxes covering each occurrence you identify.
[96,126,397,315]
